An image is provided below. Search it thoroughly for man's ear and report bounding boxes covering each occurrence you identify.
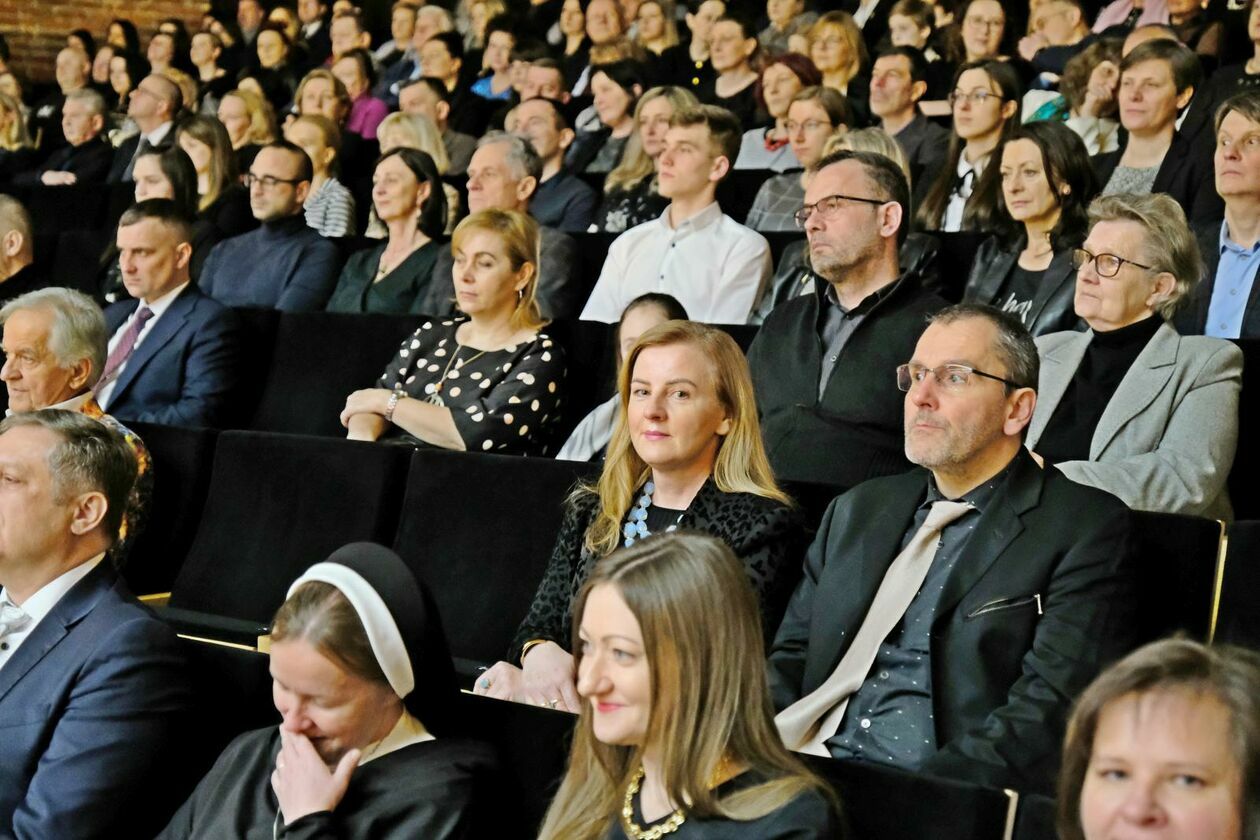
[68,357,93,391]
[1,230,22,259]
[173,240,193,271]
[516,174,538,204]
[1005,387,1037,437]
[436,100,451,123]
[708,154,731,183]
[910,80,927,102]
[558,127,576,151]
[68,491,108,537]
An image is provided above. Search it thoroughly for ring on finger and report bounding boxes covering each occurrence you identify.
[548,698,560,708]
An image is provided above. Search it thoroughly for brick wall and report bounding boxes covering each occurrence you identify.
[1,2,210,85]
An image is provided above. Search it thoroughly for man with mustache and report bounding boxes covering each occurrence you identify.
[747,149,946,488]
[768,301,1138,796]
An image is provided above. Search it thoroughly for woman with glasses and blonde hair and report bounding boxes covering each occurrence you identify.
[804,11,868,118]
[539,532,840,839]
[591,85,699,232]
[1058,638,1260,840]
[342,208,566,454]
[475,320,807,713]
[1025,192,1241,519]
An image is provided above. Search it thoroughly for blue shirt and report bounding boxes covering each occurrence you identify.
[1204,221,1260,338]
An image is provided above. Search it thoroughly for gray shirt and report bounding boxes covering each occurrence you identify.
[817,281,894,398]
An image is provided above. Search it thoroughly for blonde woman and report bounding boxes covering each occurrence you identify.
[539,532,840,838]
[0,92,34,182]
[377,111,460,235]
[591,85,698,232]
[175,114,253,238]
[342,209,566,454]
[216,88,276,175]
[805,11,869,120]
[475,321,807,712]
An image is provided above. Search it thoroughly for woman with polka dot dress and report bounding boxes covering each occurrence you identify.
[340,209,566,455]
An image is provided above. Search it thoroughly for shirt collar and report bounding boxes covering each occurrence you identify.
[2,552,105,619]
[923,457,1015,512]
[357,709,434,766]
[137,281,189,316]
[1220,219,1260,257]
[145,121,173,147]
[659,200,722,233]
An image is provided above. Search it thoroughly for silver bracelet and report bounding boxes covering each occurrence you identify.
[384,390,402,423]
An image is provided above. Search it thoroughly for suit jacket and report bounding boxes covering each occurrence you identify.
[0,562,192,838]
[963,235,1084,337]
[13,138,113,186]
[106,130,175,184]
[1175,219,1260,338]
[1091,130,1223,224]
[102,285,244,428]
[767,450,1137,794]
[1027,321,1241,520]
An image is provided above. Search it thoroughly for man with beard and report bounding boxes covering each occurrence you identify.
[747,149,946,488]
[767,302,1137,796]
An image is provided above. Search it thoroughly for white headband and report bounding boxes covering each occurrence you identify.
[286,562,415,699]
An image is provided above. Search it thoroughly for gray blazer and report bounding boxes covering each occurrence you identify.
[1026,321,1241,520]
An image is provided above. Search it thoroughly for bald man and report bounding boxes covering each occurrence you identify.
[0,197,46,303]
[108,74,182,183]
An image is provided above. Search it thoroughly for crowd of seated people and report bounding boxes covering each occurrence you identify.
[2,0,1260,834]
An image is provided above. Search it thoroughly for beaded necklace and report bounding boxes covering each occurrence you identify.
[621,481,685,548]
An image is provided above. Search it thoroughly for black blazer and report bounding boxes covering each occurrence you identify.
[1176,219,1260,337]
[1091,130,1223,224]
[13,138,114,186]
[767,450,1137,794]
[963,234,1084,337]
[107,130,175,183]
[509,480,808,660]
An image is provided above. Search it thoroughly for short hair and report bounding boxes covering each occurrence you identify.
[64,87,107,117]
[813,148,912,246]
[927,302,1040,393]
[1057,639,1260,840]
[416,5,454,31]
[332,9,369,34]
[259,139,315,184]
[826,127,912,189]
[1087,193,1201,320]
[876,45,930,85]
[272,581,389,686]
[428,30,465,61]
[668,105,741,173]
[144,72,183,117]
[788,85,853,131]
[0,410,138,543]
[336,46,377,88]
[518,95,570,131]
[1215,89,1260,136]
[475,130,543,182]
[529,56,568,85]
[118,197,194,246]
[889,0,933,30]
[1120,38,1201,95]
[403,76,450,104]
[621,292,688,325]
[0,289,108,388]
[0,194,33,244]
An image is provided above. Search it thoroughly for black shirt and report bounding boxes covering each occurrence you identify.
[996,264,1046,328]
[1036,315,1163,464]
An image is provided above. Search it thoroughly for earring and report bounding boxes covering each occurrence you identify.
[517,288,524,301]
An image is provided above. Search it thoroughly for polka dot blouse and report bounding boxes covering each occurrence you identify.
[375,318,567,455]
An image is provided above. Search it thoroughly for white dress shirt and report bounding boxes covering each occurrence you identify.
[580,202,772,324]
[96,282,189,410]
[0,553,105,670]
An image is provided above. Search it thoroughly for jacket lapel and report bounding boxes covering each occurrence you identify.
[1026,249,1075,327]
[971,241,1019,306]
[0,563,113,704]
[1026,331,1090,447]
[108,287,194,404]
[1088,322,1178,458]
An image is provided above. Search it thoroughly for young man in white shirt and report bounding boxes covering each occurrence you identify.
[581,104,772,324]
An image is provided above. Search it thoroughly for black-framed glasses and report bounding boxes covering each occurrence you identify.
[896,363,1025,392]
[1071,247,1154,278]
[793,193,888,228]
[244,173,303,190]
[948,90,999,107]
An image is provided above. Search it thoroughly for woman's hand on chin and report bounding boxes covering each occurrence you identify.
[271,730,359,825]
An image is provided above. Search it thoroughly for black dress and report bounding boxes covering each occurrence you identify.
[326,241,442,314]
[374,317,567,455]
[591,176,668,233]
[605,770,840,839]
[156,727,496,839]
[509,479,808,660]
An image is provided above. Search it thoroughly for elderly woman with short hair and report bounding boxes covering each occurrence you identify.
[1026,192,1242,519]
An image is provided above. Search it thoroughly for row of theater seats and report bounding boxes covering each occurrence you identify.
[150,428,1257,839]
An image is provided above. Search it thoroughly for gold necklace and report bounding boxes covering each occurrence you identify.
[621,766,686,839]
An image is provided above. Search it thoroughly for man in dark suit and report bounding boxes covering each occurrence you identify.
[98,199,243,428]
[107,74,181,184]
[15,88,113,187]
[769,303,1136,795]
[0,409,191,837]
[747,149,948,489]
[1177,90,1260,338]
[869,48,948,194]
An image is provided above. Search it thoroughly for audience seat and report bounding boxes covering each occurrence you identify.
[164,432,412,641]
[393,448,597,679]
[718,169,774,225]
[930,232,988,302]
[537,318,617,444]
[227,307,281,429]
[50,228,111,298]
[1229,339,1260,519]
[123,423,219,596]
[248,310,424,436]
[1215,519,1260,650]
[1012,792,1057,840]
[21,183,110,231]
[1128,510,1226,643]
[765,230,804,269]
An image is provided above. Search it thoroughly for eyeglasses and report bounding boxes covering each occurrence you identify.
[896,363,1024,392]
[964,16,1004,30]
[244,173,303,190]
[793,193,888,228]
[784,118,832,135]
[1071,247,1154,278]
[948,90,999,106]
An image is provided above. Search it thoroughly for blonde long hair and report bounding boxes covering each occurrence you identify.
[0,93,32,151]
[449,209,546,332]
[604,85,699,195]
[581,321,788,556]
[538,532,835,840]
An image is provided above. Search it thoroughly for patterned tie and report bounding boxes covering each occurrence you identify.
[97,306,154,391]
[776,499,974,756]
[0,594,30,647]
